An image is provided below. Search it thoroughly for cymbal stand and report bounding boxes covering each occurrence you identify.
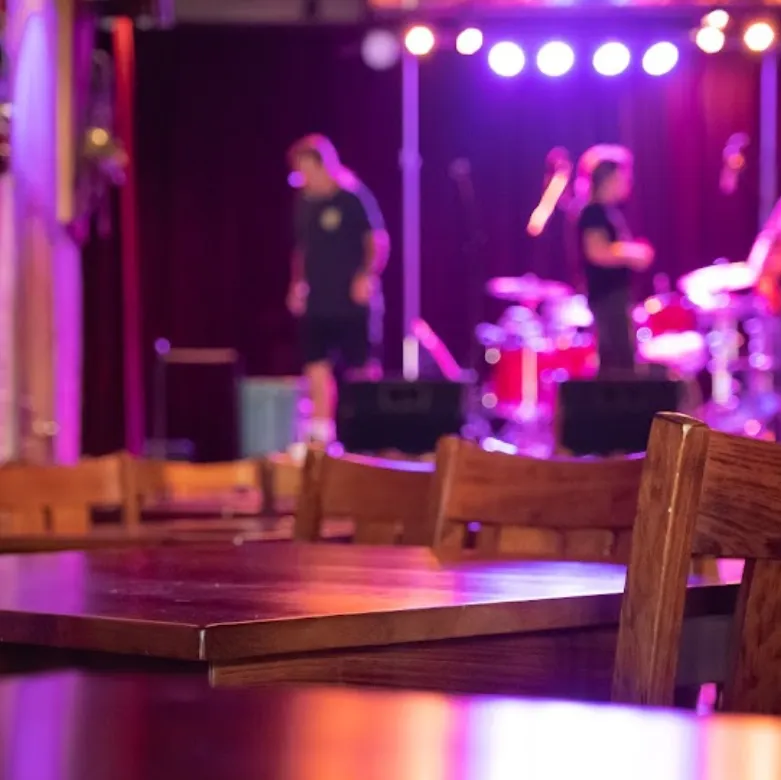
[745,312,775,396]
[709,302,740,409]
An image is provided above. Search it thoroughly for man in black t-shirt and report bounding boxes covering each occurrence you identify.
[576,154,654,374]
[287,135,389,444]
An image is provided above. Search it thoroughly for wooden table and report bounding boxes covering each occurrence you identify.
[0,543,737,697]
[0,519,285,554]
[0,670,778,780]
[0,518,352,554]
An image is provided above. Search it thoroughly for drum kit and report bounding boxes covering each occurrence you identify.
[477,263,780,436]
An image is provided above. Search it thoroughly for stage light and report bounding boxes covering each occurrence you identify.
[744,21,775,53]
[404,25,435,56]
[592,42,631,76]
[488,42,526,77]
[695,25,725,53]
[361,29,400,71]
[536,41,575,77]
[456,27,483,55]
[642,42,679,76]
[702,9,729,30]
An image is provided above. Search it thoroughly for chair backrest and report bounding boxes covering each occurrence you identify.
[0,454,131,535]
[423,436,644,559]
[294,448,434,544]
[134,459,262,503]
[613,412,781,713]
[260,454,303,516]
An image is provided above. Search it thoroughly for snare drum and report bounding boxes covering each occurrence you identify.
[636,331,706,374]
[546,294,594,335]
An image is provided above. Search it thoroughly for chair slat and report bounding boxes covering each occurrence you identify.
[294,448,433,543]
[694,432,781,559]
[428,436,644,561]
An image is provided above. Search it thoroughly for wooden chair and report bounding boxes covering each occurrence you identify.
[613,412,781,713]
[261,453,303,516]
[421,436,644,560]
[294,447,434,544]
[0,453,134,535]
[262,449,434,519]
[132,458,263,518]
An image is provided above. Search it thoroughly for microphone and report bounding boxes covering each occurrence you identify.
[527,148,572,236]
[720,132,749,195]
[449,158,476,210]
[448,158,471,181]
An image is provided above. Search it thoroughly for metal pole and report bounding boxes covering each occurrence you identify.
[759,52,778,227]
[756,52,779,404]
[400,51,421,381]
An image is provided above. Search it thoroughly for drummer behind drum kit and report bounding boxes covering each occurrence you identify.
[477,261,780,437]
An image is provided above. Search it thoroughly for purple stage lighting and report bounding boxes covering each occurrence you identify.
[404,25,435,56]
[536,41,575,76]
[695,25,725,53]
[593,42,631,76]
[642,42,679,75]
[488,42,526,77]
[456,27,484,55]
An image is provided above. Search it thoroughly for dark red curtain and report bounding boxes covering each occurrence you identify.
[82,198,125,456]
[82,23,765,458]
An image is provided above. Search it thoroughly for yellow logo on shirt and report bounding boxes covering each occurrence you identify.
[320,207,342,231]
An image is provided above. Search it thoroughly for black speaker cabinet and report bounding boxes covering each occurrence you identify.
[337,380,466,454]
[556,378,683,456]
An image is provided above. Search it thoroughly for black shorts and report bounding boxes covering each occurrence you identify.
[301,311,377,369]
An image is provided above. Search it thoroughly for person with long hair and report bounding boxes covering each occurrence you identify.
[576,148,654,374]
[287,134,390,444]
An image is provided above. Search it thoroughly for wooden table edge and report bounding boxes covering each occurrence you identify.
[201,581,737,662]
[0,611,205,661]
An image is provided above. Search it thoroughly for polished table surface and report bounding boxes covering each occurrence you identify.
[0,542,736,665]
[0,671,778,780]
[0,520,280,553]
[0,542,737,658]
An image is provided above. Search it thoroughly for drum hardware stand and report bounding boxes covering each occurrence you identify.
[709,305,740,409]
[520,346,539,420]
[699,300,780,433]
[745,314,775,395]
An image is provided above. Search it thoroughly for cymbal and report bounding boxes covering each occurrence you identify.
[550,294,594,329]
[637,331,706,373]
[486,275,573,303]
[678,261,758,309]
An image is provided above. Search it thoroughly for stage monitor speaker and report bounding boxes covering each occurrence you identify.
[337,380,466,455]
[557,378,683,456]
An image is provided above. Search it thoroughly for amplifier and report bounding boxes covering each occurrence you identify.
[337,379,467,455]
[556,378,684,456]
[239,377,302,456]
